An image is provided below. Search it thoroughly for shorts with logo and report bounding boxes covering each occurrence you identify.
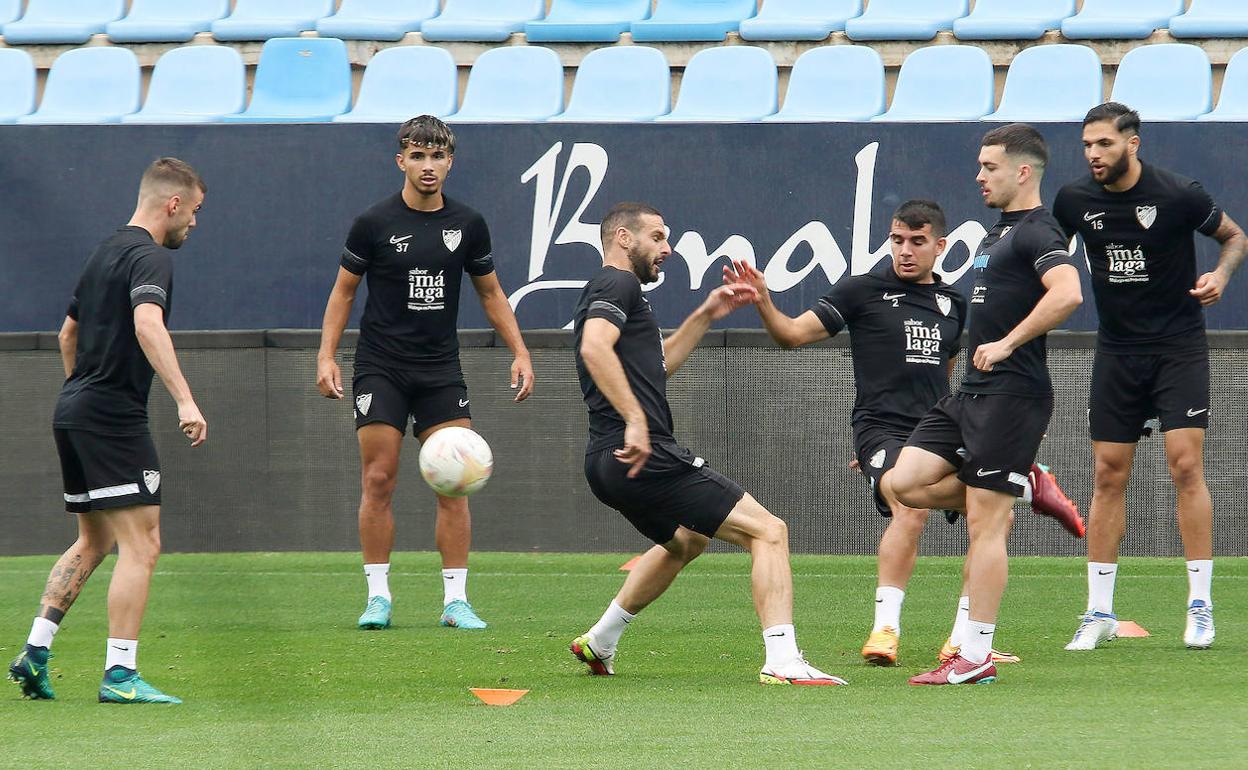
[906,392,1052,497]
[853,426,908,517]
[1089,349,1209,442]
[54,428,161,514]
[352,360,470,436]
[584,442,745,544]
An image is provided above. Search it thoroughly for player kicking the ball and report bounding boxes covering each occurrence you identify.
[569,202,846,686]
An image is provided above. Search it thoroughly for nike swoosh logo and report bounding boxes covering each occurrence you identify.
[976,469,1002,477]
[875,599,884,603]
[882,293,906,301]
[389,235,412,244]
[111,645,130,651]
[1083,212,1105,221]
[1186,408,1207,417]
[1098,570,1114,575]
[947,660,994,684]
[458,399,470,407]
[765,633,787,638]
[1188,567,1200,573]
[27,661,38,675]
[104,686,137,700]
[978,630,993,635]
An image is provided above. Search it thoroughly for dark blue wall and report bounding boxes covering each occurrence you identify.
[2,123,1244,331]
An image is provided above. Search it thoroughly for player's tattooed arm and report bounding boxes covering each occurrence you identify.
[57,315,78,379]
[1191,213,1247,307]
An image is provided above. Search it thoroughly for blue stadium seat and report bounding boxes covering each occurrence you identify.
[448,46,563,122]
[420,0,544,42]
[845,0,968,41]
[1110,43,1211,121]
[18,47,138,123]
[211,0,334,41]
[984,45,1101,122]
[739,0,862,41]
[222,38,351,122]
[873,45,993,121]
[952,0,1075,41]
[1170,1,1248,39]
[550,46,669,122]
[1061,0,1184,40]
[0,48,35,123]
[654,46,776,122]
[122,45,244,123]
[0,0,23,27]
[334,46,457,122]
[524,0,650,43]
[763,46,883,121]
[2,0,124,45]
[106,0,229,43]
[1199,48,1248,120]
[316,0,439,42]
[630,0,757,43]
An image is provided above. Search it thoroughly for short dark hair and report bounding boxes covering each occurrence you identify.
[600,202,663,249]
[1083,101,1141,136]
[397,115,455,153]
[139,157,205,198]
[892,199,946,238]
[981,123,1049,170]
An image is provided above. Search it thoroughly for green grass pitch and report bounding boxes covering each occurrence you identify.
[2,552,1244,768]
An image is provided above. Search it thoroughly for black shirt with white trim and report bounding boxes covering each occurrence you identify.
[1053,162,1222,354]
[341,193,494,373]
[54,226,174,436]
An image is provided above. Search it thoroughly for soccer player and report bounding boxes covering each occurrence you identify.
[890,125,1084,685]
[1053,103,1247,651]
[724,201,1077,667]
[317,116,535,632]
[568,202,846,685]
[7,158,208,704]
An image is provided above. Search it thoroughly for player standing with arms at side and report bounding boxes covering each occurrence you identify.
[569,202,846,686]
[8,158,207,704]
[891,125,1084,686]
[317,116,534,631]
[1053,103,1246,651]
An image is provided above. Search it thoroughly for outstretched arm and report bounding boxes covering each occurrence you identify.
[723,260,829,349]
[471,271,534,401]
[662,282,758,376]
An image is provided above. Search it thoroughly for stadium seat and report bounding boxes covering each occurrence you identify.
[763,45,884,121]
[211,0,334,41]
[952,0,1075,41]
[984,44,1101,122]
[0,0,23,27]
[1110,44,1211,121]
[419,0,544,42]
[1,0,124,45]
[739,0,862,41]
[1061,0,1184,40]
[122,46,244,123]
[873,45,993,121]
[0,48,35,123]
[106,0,229,43]
[550,46,669,122]
[630,0,757,43]
[524,0,651,43]
[1199,48,1248,121]
[1170,0,1248,39]
[448,46,563,122]
[655,46,776,122]
[334,46,457,122]
[222,38,351,122]
[18,47,138,124]
[315,0,439,42]
[845,0,968,41]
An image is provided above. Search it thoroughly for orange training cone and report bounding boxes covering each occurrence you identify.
[469,688,529,706]
[619,555,642,571]
[1116,620,1150,638]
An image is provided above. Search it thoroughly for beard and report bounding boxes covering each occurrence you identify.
[1095,151,1131,186]
[627,243,659,282]
[163,226,189,249]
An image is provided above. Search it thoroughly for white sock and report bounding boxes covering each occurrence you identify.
[1088,562,1118,614]
[1186,560,1213,605]
[588,600,635,654]
[949,596,970,648]
[1020,476,1033,503]
[26,617,58,650]
[961,620,994,665]
[105,638,137,672]
[363,563,391,601]
[442,568,468,606]
[763,624,801,669]
[872,586,904,633]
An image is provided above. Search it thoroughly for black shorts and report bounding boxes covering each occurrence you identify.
[584,442,745,544]
[906,392,1052,497]
[54,428,161,514]
[1089,349,1209,443]
[854,426,908,517]
[352,361,470,436]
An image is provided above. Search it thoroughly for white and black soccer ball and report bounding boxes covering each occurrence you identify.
[418,426,493,497]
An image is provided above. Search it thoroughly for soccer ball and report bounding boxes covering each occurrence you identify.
[418,426,494,497]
